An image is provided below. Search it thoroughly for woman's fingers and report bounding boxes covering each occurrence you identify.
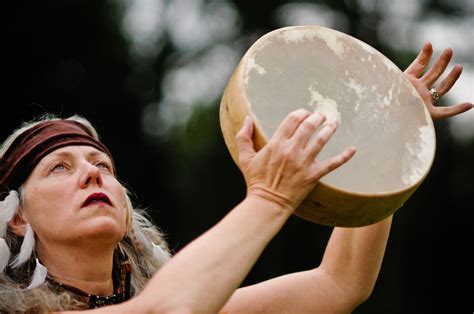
[271,109,311,142]
[302,119,356,180]
[236,116,256,166]
[291,112,327,148]
[433,64,462,96]
[421,48,453,88]
[313,146,356,179]
[431,102,474,120]
[305,120,339,160]
[404,42,433,77]
[237,108,357,212]
[403,44,473,120]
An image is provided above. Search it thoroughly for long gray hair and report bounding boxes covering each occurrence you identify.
[0,114,171,312]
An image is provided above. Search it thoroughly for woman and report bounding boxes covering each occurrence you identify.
[0,42,472,313]
[0,117,172,310]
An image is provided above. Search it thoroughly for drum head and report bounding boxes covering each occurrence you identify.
[220,26,436,226]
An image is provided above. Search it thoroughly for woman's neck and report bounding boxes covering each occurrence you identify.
[37,241,116,296]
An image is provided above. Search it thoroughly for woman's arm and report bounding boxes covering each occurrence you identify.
[221,43,473,314]
[128,111,354,313]
[64,196,292,314]
[65,111,352,314]
[71,43,471,314]
[221,217,392,313]
[314,42,473,310]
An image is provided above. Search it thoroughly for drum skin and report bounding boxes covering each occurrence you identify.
[220,26,436,227]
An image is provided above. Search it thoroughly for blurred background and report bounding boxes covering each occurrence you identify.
[2,0,473,312]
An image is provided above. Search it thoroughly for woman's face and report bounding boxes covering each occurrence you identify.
[21,145,126,246]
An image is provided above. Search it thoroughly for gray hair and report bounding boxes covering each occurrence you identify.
[0,114,171,312]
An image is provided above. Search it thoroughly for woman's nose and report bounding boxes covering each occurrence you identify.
[79,163,103,188]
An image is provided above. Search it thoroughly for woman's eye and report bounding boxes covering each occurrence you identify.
[96,161,112,171]
[51,163,66,172]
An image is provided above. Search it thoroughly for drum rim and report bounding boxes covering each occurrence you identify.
[232,25,437,198]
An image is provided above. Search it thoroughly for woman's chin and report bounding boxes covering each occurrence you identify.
[81,217,126,241]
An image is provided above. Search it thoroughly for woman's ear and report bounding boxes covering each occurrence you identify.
[8,212,27,237]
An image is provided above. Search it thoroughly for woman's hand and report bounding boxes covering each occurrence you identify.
[235,109,356,213]
[404,42,473,120]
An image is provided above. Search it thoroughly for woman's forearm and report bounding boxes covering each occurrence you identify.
[135,195,290,313]
[319,215,393,304]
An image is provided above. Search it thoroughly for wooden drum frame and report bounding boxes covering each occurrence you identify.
[220,26,436,227]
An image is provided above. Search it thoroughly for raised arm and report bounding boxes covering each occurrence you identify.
[109,110,354,313]
[74,44,471,314]
[221,43,472,314]
[316,42,473,310]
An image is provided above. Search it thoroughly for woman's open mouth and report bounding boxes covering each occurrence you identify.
[82,192,113,208]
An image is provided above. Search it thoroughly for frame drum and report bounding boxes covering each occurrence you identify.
[220,26,436,227]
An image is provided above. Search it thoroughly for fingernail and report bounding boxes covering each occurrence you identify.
[244,115,252,126]
[317,113,327,121]
[325,119,339,127]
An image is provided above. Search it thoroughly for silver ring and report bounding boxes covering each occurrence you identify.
[429,87,441,103]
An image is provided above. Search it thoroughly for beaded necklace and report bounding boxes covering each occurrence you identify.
[48,252,132,308]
